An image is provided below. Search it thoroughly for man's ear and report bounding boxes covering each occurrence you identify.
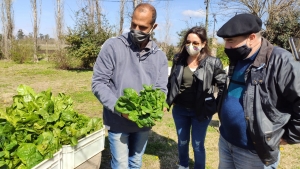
[248,33,256,46]
[249,33,256,41]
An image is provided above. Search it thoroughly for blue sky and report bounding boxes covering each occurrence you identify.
[8,0,229,45]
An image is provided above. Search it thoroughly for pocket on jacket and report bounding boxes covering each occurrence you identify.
[204,96,217,116]
[264,129,283,151]
[261,96,282,123]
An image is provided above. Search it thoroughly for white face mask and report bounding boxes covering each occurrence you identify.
[185,44,202,56]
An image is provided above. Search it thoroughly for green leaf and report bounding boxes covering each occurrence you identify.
[0,160,7,167]
[5,140,17,151]
[123,88,139,98]
[70,137,78,146]
[142,84,154,92]
[16,143,43,168]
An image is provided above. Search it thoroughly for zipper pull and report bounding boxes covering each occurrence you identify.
[256,63,265,71]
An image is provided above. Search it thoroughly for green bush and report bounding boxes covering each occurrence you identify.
[51,49,72,70]
[64,7,115,69]
[165,45,177,61]
[216,43,229,67]
[11,39,34,64]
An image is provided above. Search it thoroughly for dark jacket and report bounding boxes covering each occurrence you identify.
[218,38,300,166]
[167,55,227,121]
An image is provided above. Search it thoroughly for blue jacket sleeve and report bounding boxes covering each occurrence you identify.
[91,41,119,115]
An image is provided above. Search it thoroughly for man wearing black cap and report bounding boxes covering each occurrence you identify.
[216,13,300,169]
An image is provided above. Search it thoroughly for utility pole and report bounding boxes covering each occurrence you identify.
[204,0,210,31]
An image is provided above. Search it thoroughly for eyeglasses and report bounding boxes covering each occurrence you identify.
[186,41,200,47]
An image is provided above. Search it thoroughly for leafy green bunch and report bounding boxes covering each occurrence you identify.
[115,85,169,128]
[0,85,102,169]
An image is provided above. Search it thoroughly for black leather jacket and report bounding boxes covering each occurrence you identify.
[167,55,227,121]
[218,38,300,166]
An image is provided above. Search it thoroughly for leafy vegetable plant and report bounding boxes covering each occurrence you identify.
[0,85,102,169]
[115,85,169,128]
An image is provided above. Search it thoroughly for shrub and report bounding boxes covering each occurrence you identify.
[216,43,229,67]
[11,39,34,63]
[64,7,115,69]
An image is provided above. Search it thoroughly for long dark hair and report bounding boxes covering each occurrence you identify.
[177,26,211,62]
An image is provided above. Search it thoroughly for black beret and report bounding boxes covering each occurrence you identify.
[217,13,262,38]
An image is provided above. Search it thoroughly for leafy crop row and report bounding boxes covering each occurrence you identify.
[0,85,102,169]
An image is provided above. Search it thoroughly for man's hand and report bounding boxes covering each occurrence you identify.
[280,139,288,145]
[121,113,129,120]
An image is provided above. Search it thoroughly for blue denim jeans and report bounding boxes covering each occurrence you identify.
[108,130,149,169]
[172,104,212,169]
[218,135,280,169]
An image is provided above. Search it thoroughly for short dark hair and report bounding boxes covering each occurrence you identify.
[133,3,157,25]
[178,26,211,61]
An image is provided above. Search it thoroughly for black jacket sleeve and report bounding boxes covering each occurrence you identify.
[276,50,300,144]
[213,58,227,106]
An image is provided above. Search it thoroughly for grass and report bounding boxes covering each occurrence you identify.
[168,60,172,67]
[1,60,300,169]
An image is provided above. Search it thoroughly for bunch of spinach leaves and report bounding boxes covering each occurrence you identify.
[115,85,169,128]
[0,85,102,169]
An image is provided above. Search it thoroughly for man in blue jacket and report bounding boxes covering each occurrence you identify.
[217,13,300,169]
[92,3,168,169]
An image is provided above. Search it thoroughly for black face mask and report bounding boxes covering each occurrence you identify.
[224,45,252,63]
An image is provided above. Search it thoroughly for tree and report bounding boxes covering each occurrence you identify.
[218,0,267,17]
[44,34,50,40]
[17,29,25,40]
[1,0,14,59]
[88,0,94,30]
[64,7,115,68]
[55,0,64,51]
[159,0,175,61]
[39,33,44,40]
[30,0,41,62]
[262,9,300,50]
[0,33,2,59]
[28,32,33,39]
[95,0,101,32]
[217,0,300,49]
[119,0,126,35]
[176,28,188,47]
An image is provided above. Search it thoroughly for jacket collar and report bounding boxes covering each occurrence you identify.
[252,38,274,67]
[228,38,274,77]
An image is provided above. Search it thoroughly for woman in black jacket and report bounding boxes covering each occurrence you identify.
[167,26,226,169]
